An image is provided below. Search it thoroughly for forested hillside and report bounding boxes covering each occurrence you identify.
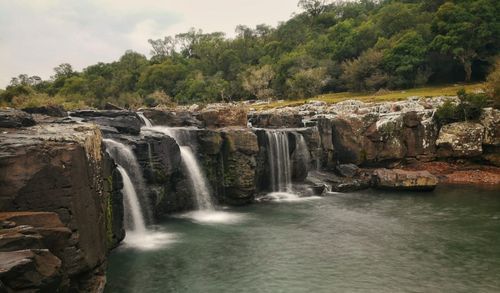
[1,0,499,109]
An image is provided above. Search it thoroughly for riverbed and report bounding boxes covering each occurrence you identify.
[106,185,500,293]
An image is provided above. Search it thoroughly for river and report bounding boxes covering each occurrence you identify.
[106,185,500,293]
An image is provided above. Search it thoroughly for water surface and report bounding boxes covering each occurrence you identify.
[106,186,500,293]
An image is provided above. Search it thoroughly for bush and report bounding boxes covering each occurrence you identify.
[486,57,500,109]
[435,89,488,124]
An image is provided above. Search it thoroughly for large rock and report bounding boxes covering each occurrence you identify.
[372,169,438,191]
[480,108,500,146]
[23,105,67,117]
[197,105,247,128]
[0,109,36,128]
[70,110,141,135]
[436,122,485,157]
[0,123,124,291]
[0,249,62,292]
[248,113,303,128]
[142,109,202,127]
[221,129,259,204]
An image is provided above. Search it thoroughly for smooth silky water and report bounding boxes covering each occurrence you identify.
[106,185,500,293]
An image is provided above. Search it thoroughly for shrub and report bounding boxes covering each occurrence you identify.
[435,89,488,124]
[486,57,500,109]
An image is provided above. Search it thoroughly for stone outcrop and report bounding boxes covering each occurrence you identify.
[372,169,438,191]
[70,110,142,135]
[142,109,202,127]
[0,123,124,291]
[436,122,485,157]
[0,108,36,128]
[23,105,67,117]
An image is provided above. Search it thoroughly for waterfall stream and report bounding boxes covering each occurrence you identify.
[142,125,216,210]
[104,138,174,250]
[103,139,153,224]
[138,112,152,127]
[116,165,146,233]
[266,130,292,192]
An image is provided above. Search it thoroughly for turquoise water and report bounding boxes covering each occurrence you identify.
[106,186,500,293]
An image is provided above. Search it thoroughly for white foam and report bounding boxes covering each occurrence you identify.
[178,210,246,224]
[122,231,177,251]
[266,192,322,202]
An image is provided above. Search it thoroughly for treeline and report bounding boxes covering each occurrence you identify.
[1,0,499,109]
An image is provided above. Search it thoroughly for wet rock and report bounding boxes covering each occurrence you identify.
[0,109,36,128]
[335,164,360,178]
[197,130,223,155]
[221,129,259,204]
[372,169,438,191]
[23,105,67,117]
[436,122,485,157]
[0,249,62,292]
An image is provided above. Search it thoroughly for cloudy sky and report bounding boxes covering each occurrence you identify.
[0,0,299,87]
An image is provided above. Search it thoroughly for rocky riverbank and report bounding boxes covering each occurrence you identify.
[1,95,499,291]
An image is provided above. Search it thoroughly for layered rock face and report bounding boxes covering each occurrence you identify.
[0,122,124,292]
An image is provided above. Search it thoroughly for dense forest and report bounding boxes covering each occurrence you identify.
[1,0,499,109]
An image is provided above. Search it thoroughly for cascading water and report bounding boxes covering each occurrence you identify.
[104,138,175,249]
[138,112,152,127]
[266,130,292,192]
[116,165,146,233]
[103,139,153,224]
[295,133,311,170]
[142,126,215,210]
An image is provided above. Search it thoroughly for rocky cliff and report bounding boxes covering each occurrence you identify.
[0,116,124,292]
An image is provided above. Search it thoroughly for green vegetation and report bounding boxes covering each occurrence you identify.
[1,0,499,109]
[435,89,489,125]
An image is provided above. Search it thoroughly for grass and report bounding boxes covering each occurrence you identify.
[252,82,485,110]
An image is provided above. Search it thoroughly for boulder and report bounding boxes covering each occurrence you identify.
[142,109,202,127]
[248,113,303,128]
[372,169,438,191]
[103,103,124,110]
[335,164,360,178]
[70,110,141,135]
[0,109,36,128]
[197,105,247,128]
[23,105,67,117]
[480,108,500,146]
[0,249,62,291]
[436,122,485,157]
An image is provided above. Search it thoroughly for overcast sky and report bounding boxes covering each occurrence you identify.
[0,0,299,87]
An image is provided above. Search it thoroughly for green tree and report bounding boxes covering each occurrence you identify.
[241,65,275,100]
[431,1,499,81]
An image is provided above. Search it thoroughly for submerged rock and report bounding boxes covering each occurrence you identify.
[372,169,438,191]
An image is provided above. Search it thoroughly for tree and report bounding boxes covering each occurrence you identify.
[286,67,328,98]
[52,63,75,80]
[148,37,177,61]
[298,0,330,17]
[431,1,498,81]
[241,65,275,100]
[341,49,388,91]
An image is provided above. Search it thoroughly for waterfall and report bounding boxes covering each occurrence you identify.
[266,130,292,192]
[296,133,311,169]
[116,165,146,233]
[138,112,152,127]
[103,139,153,224]
[144,126,215,210]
